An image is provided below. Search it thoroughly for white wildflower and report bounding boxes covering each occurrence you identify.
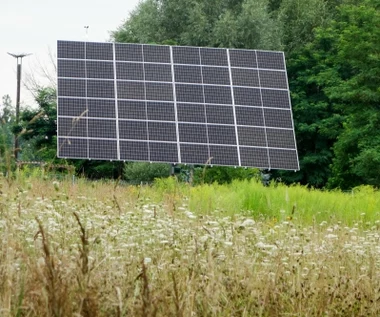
[241,219,255,227]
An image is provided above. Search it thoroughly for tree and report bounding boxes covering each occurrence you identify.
[112,0,282,50]
[212,0,282,50]
[124,162,171,183]
[323,0,380,188]
[0,95,15,172]
[277,0,333,53]
[276,0,380,189]
[20,87,57,161]
[113,0,165,44]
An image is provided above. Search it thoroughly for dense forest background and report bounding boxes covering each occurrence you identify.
[1,0,379,189]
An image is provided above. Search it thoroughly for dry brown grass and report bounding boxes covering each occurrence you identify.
[0,175,379,316]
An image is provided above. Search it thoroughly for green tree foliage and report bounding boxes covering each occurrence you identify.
[112,0,282,50]
[274,0,380,188]
[124,162,171,183]
[273,30,345,187]
[75,160,124,180]
[277,0,332,53]
[321,0,380,188]
[0,95,15,171]
[192,166,258,184]
[213,0,282,49]
[113,0,164,44]
[0,95,15,149]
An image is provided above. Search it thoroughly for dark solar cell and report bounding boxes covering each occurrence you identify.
[117,81,145,100]
[146,102,175,121]
[58,59,85,78]
[206,105,235,125]
[235,106,264,126]
[115,43,143,62]
[58,98,87,117]
[143,45,171,63]
[175,84,204,103]
[178,123,208,143]
[57,41,85,59]
[87,61,114,79]
[209,145,239,166]
[204,86,232,105]
[231,68,259,87]
[180,143,210,164]
[261,89,291,109]
[89,139,118,160]
[233,87,261,107]
[259,70,288,89]
[173,46,200,65]
[256,51,285,70]
[120,141,149,161]
[58,117,87,137]
[88,119,117,139]
[177,103,206,123]
[240,147,269,168]
[87,80,115,98]
[266,128,296,149]
[202,67,230,85]
[87,99,116,118]
[118,100,146,120]
[237,126,267,147]
[269,149,299,170]
[174,65,202,84]
[119,120,148,140]
[145,82,174,101]
[148,121,177,142]
[200,48,228,66]
[149,142,178,162]
[144,63,172,82]
[207,125,237,145]
[116,63,144,80]
[229,49,257,68]
[58,137,87,158]
[85,42,113,60]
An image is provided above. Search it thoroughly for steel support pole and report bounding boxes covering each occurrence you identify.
[7,52,31,161]
[14,60,22,160]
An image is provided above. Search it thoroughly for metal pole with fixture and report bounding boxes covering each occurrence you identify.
[7,52,32,160]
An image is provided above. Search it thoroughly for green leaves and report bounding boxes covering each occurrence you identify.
[112,0,282,50]
[317,1,380,188]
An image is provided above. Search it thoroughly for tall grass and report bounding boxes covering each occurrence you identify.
[0,173,379,316]
[180,179,380,226]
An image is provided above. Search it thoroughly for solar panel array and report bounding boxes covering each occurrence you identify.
[57,40,299,170]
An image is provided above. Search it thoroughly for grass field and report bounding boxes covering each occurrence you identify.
[0,174,379,316]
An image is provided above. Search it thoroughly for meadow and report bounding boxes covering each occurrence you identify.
[0,173,379,316]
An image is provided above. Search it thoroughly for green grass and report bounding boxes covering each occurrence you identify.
[0,172,379,316]
[153,177,380,226]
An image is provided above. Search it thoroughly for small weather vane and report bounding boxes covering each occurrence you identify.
[84,25,89,38]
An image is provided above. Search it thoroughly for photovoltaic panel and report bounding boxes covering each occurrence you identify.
[57,40,299,170]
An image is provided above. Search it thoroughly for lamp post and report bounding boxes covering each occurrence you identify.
[7,52,32,160]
